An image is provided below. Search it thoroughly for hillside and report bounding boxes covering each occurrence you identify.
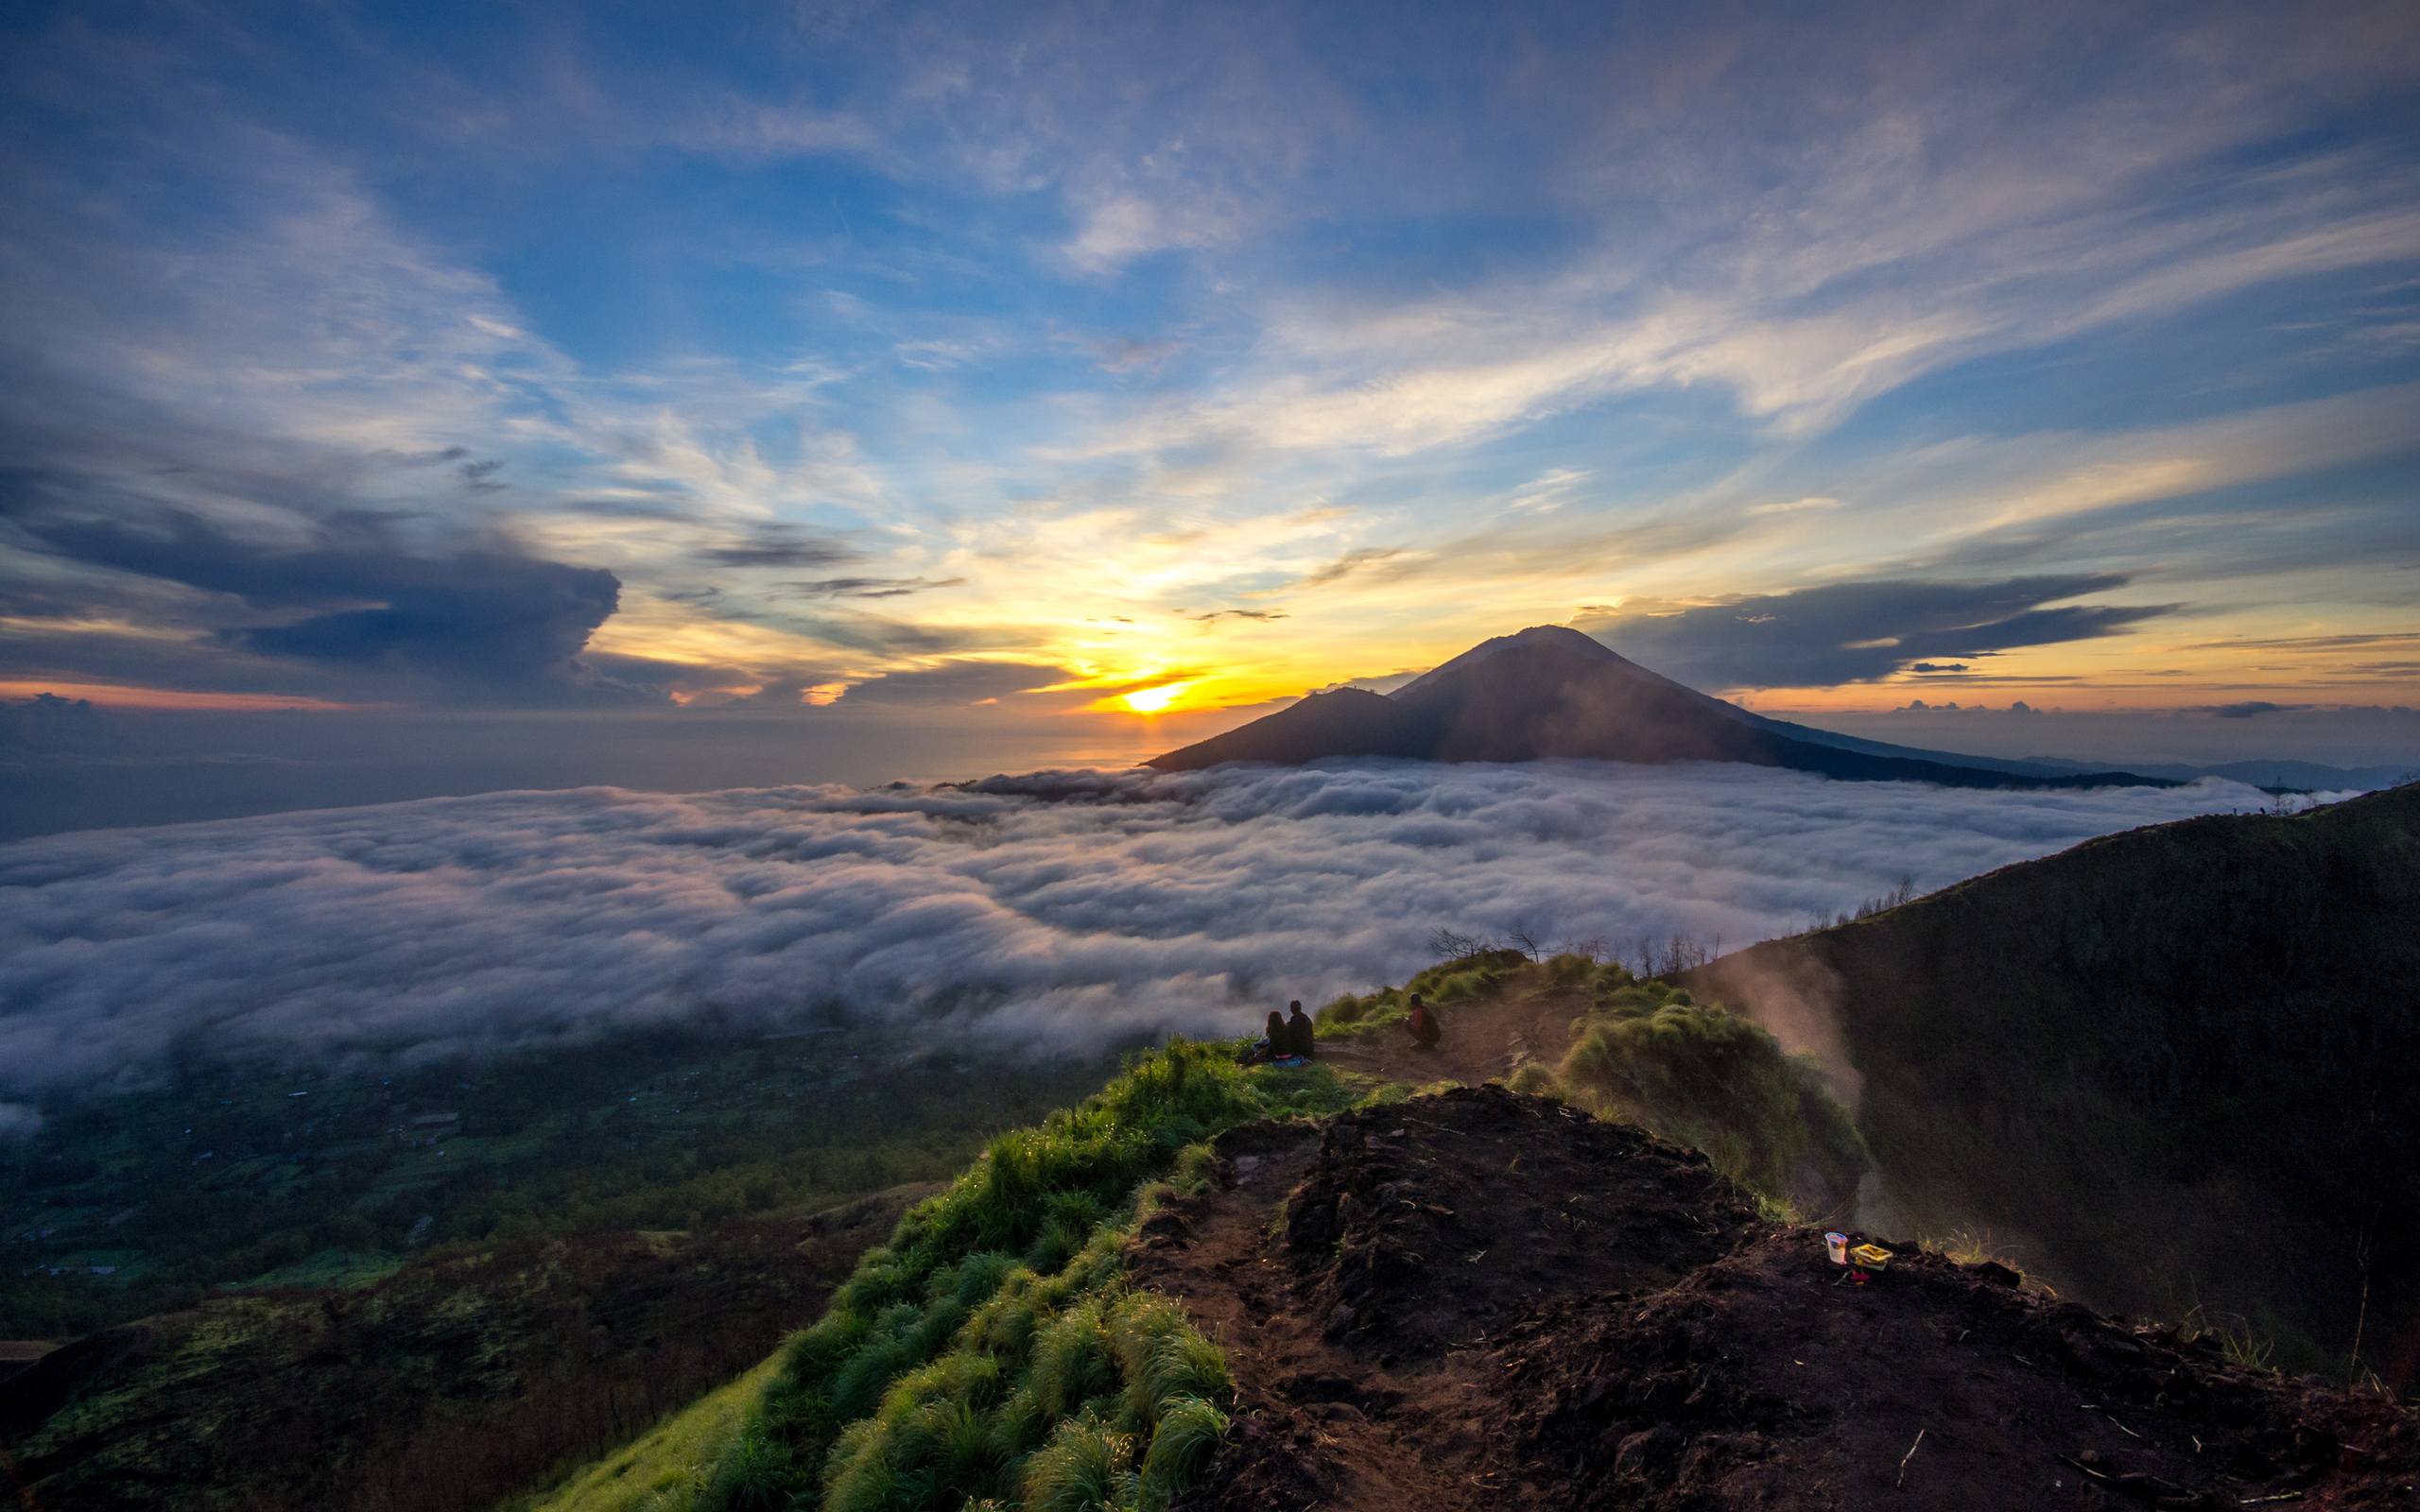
[0,1192,922,1512]
[1148,626,2169,788]
[528,940,2418,1512]
[0,1033,1114,1512]
[1692,782,2420,1382]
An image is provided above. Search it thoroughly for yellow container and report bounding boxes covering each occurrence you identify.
[1849,1243,1893,1270]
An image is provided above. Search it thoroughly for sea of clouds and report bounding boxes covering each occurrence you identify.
[0,761,2298,1107]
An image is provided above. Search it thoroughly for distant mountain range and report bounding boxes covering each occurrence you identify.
[1150,626,2177,789]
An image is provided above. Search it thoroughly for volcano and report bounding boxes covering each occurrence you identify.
[1148,625,2167,789]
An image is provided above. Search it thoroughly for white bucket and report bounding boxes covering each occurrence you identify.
[1825,1231,1849,1265]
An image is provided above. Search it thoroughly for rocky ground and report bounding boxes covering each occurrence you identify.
[1130,1085,2419,1511]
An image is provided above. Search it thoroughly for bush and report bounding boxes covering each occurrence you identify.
[1559,1001,1866,1212]
[1316,993,1368,1026]
[1544,952,1596,987]
[1504,1063,1561,1098]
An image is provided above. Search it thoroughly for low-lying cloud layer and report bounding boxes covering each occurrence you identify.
[0,763,2286,1099]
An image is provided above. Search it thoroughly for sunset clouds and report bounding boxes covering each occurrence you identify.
[1,0,2416,810]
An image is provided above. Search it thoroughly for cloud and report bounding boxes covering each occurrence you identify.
[693,525,861,569]
[7,506,644,705]
[2190,701,2313,719]
[0,694,105,754]
[673,99,881,160]
[0,761,2281,1098]
[1578,576,2178,689]
[782,576,966,599]
[1299,547,1410,589]
[835,660,1072,705]
[0,1102,40,1141]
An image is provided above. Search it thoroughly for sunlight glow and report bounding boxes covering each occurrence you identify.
[1121,681,1192,713]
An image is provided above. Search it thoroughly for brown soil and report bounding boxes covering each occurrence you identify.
[1132,1085,2420,1512]
[1309,977,1588,1090]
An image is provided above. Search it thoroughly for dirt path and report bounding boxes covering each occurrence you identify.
[1131,1123,1469,1512]
[1307,976,1588,1091]
[1130,1087,2420,1512]
[1127,1086,1760,1512]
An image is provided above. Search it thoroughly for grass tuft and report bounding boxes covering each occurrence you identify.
[1020,1417,1134,1512]
[1138,1395,1228,1507]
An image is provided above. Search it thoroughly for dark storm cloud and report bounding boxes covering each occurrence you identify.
[1579,576,2178,689]
[0,762,2278,1097]
[6,505,647,705]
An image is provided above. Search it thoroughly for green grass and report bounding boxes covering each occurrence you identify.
[1315,947,1530,1036]
[1553,966,1866,1216]
[231,1245,405,1290]
[631,1039,1356,1512]
[517,1350,787,1512]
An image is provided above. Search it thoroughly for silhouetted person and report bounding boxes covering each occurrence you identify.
[1285,1000,1316,1059]
[1251,1008,1288,1063]
[1405,992,1443,1050]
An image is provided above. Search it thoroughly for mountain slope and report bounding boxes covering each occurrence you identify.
[1690,782,2420,1380]
[515,925,2420,1511]
[1150,626,2170,788]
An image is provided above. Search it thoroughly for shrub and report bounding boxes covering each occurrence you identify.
[1505,1063,1561,1098]
[1558,1001,1865,1212]
[1316,993,1367,1026]
[1544,952,1596,987]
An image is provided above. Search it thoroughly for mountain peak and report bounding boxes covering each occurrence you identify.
[1387,624,1627,702]
[1146,625,2169,788]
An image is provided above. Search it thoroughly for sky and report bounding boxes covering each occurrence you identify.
[3,0,2418,827]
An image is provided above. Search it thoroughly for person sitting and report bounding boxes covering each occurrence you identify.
[1285,1000,1316,1059]
[1249,1008,1289,1064]
[1404,992,1443,1050]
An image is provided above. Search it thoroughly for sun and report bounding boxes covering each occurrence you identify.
[1120,681,1190,714]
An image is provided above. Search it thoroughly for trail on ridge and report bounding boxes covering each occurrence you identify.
[1129,1086,2420,1512]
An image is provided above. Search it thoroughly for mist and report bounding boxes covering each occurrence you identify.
[0,761,2289,1100]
